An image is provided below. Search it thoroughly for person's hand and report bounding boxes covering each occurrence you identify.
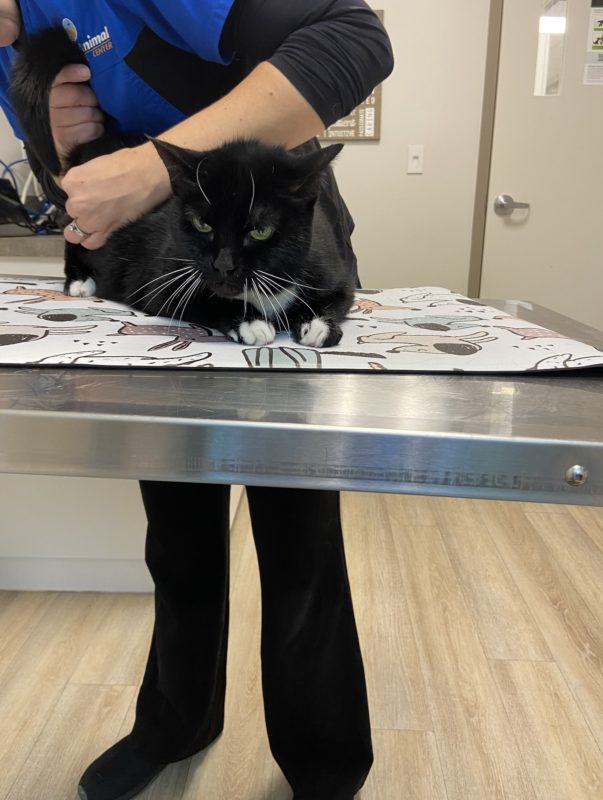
[0,0,20,46]
[49,64,104,165]
[62,142,171,249]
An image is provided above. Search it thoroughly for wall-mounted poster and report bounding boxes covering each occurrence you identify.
[318,10,385,142]
[585,1,603,84]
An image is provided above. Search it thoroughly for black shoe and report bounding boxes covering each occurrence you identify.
[77,735,167,800]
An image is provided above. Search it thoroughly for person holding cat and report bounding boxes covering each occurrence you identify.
[0,2,394,799]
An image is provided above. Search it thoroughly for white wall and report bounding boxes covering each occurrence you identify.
[0,110,21,162]
[0,1,492,590]
[337,0,491,293]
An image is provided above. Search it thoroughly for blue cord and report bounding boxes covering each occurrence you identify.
[1,157,28,177]
[0,159,19,192]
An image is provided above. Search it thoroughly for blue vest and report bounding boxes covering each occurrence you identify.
[0,0,236,139]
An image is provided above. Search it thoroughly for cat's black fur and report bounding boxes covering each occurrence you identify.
[10,27,356,347]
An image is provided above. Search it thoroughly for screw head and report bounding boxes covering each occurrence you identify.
[565,465,589,487]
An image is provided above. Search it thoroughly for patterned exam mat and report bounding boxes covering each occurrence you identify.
[0,277,601,372]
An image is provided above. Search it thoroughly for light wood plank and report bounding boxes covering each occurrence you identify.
[525,511,603,621]
[384,498,535,799]
[492,660,603,799]
[519,502,567,514]
[0,591,58,673]
[361,730,447,800]
[480,501,603,751]
[343,492,432,731]
[6,684,135,800]
[567,505,603,554]
[430,497,551,660]
[0,593,119,797]
[70,593,154,686]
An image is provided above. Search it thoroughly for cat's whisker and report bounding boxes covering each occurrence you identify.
[183,276,205,325]
[243,281,248,318]
[138,255,197,264]
[260,278,291,332]
[165,272,199,328]
[196,160,212,205]
[251,278,269,324]
[129,268,193,303]
[255,275,287,332]
[176,275,203,329]
[256,273,298,324]
[256,278,286,333]
[157,272,197,322]
[138,269,195,311]
[256,270,317,292]
[127,266,192,300]
[256,272,318,319]
[255,278,282,329]
[249,169,256,215]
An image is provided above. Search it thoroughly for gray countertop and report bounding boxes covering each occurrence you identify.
[0,299,601,505]
[0,231,64,257]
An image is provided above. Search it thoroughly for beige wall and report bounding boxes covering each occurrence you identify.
[0,110,21,162]
[336,0,491,293]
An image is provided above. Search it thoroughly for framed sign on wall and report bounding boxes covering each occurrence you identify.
[318,10,385,143]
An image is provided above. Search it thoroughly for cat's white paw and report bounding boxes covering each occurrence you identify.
[238,320,276,346]
[299,318,330,348]
[67,278,96,297]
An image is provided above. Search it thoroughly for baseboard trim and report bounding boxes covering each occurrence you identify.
[0,557,154,592]
[0,486,245,592]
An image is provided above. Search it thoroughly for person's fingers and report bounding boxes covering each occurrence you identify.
[0,11,21,47]
[51,64,91,87]
[50,83,99,109]
[54,121,105,161]
[64,224,108,250]
[51,106,104,127]
[78,231,109,250]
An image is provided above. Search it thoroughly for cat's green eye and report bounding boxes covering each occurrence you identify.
[249,225,275,242]
[192,218,213,234]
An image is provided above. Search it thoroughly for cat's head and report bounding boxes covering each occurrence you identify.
[152,138,343,299]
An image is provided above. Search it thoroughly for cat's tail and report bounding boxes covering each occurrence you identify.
[10,27,88,176]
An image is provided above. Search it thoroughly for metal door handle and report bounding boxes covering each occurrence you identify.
[494,194,530,216]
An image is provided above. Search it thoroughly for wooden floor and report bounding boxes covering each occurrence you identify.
[1,493,602,799]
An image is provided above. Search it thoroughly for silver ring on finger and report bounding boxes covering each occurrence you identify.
[68,219,92,238]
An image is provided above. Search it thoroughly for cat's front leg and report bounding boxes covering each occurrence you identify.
[292,317,343,348]
[225,318,276,346]
[190,296,276,346]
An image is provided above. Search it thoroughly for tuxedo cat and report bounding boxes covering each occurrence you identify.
[10,27,356,347]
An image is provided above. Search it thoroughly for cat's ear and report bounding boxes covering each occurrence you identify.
[285,144,344,198]
[149,138,206,196]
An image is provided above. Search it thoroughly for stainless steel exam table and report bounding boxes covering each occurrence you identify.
[0,301,601,506]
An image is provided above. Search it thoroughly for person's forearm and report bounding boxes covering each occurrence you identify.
[162,61,325,151]
[135,61,326,207]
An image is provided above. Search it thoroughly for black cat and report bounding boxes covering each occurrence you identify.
[10,27,356,347]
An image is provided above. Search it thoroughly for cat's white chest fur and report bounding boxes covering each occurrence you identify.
[235,286,296,318]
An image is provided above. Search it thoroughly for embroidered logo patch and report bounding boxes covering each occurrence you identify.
[81,25,114,58]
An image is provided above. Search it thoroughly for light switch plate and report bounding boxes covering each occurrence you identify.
[407,145,424,174]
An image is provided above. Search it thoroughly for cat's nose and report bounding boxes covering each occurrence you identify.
[213,251,235,275]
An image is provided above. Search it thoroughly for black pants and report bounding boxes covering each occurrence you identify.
[129,482,373,799]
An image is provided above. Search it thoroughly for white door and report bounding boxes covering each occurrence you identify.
[480,0,603,331]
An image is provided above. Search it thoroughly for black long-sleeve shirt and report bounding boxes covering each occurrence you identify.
[13,0,393,209]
